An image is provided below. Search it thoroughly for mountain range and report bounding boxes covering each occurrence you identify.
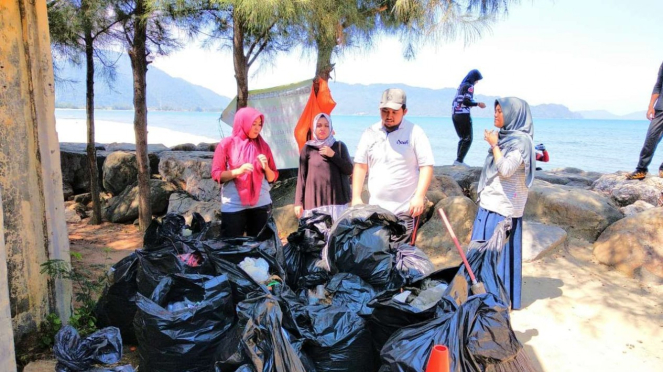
[54,55,645,120]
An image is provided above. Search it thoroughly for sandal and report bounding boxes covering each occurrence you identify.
[625,171,647,180]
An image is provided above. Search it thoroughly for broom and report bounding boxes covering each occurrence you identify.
[438,208,538,372]
[437,208,485,295]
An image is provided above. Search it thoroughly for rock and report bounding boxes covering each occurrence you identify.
[59,143,108,194]
[102,151,138,196]
[524,180,623,242]
[104,142,169,153]
[64,206,82,223]
[270,177,297,208]
[522,221,566,262]
[415,196,477,269]
[593,207,663,283]
[73,192,92,205]
[196,142,217,152]
[166,192,221,222]
[23,359,57,372]
[273,204,299,238]
[170,143,197,151]
[433,165,482,191]
[63,182,74,200]
[103,179,178,223]
[158,151,218,202]
[536,167,602,188]
[426,174,464,206]
[591,172,663,206]
[620,200,655,217]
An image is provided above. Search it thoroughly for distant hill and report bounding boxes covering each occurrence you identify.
[55,54,231,112]
[578,109,648,121]
[328,82,583,119]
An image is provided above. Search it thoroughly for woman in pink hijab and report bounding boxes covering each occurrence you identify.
[211,107,278,238]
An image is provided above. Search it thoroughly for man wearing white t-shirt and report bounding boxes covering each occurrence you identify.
[351,88,435,242]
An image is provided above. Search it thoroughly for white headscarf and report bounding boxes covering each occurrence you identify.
[305,113,336,148]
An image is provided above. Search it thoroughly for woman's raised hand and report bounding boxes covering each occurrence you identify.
[484,129,498,147]
[238,163,254,174]
[257,154,269,170]
[319,146,335,157]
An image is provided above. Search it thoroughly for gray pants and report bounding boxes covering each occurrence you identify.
[636,110,663,173]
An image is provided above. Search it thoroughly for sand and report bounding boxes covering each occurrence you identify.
[55,118,220,147]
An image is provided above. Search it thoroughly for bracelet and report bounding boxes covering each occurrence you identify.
[490,144,498,150]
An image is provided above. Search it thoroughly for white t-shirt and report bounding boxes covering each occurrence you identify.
[221,179,272,213]
[354,119,435,215]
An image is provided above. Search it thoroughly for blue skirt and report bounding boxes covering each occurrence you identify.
[470,207,523,310]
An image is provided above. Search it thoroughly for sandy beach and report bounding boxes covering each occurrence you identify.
[55,118,220,147]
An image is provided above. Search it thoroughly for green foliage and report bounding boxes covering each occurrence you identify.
[40,252,109,337]
[39,313,63,348]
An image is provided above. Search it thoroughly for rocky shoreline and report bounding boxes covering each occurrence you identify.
[59,142,663,284]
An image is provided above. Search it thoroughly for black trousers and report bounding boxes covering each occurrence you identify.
[636,110,663,173]
[452,113,473,163]
[220,204,272,239]
[392,213,420,246]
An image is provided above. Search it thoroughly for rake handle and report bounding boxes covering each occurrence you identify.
[437,208,478,284]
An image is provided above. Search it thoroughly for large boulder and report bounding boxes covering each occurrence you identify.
[433,165,482,191]
[158,151,218,202]
[524,180,623,242]
[103,179,178,223]
[426,174,465,206]
[591,172,663,207]
[536,167,603,188]
[60,143,108,194]
[593,207,663,283]
[104,142,169,153]
[270,177,298,236]
[620,200,655,217]
[522,221,566,262]
[414,196,477,269]
[170,143,197,151]
[102,151,138,196]
[166,192,221,222]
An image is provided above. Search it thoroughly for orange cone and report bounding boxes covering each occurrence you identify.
[425,345,450,372]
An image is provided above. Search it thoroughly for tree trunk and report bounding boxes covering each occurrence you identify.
[232,10,249,109]
[84,30,102,225]
[129,0,152,230]
[315,34,335,83]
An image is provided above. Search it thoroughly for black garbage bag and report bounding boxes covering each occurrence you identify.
[303,303,375,372]
[136,238,215,297]
[134,273,235,372]
[53,325,123,372]
[327,205,406,288]
[444,220,512,307]
[214,292,307,372]
[367,266,458,354]
[95,253,139,344]
[325,272,376,316]
[380,293,521,372]
[388,244,436,290]
[143,213,209,250]
[284,213,333,290]
[87,366,135,372]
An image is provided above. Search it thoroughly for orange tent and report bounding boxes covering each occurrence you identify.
[294,78,337,151]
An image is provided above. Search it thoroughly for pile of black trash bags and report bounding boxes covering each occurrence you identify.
[85,205,529,372]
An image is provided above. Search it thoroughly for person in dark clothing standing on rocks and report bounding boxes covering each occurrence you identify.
[294,113,353,221]
[626,61,663,180]
[451,69,486,167]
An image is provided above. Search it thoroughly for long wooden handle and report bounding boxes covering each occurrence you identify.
[437,208,478,284]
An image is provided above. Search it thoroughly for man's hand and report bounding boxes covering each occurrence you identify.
[257,154,269,170]
[478,102,486,109]
[351,197,365,207]
[647,107,655,120]
[319,146,335,157]
[408,195,425,217]
[294,205,303,219]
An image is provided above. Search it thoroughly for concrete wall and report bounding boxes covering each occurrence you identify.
[0,0,72,349]
[0,192,18,372]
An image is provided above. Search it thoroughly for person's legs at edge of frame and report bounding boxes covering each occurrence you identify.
[452,113,473,167]
[393,213,417,245]
[246,204,272,240]
[627,110,663,180]
[470,206,522,310]
[220,209,249,238]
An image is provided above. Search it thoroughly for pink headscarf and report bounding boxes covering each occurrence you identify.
[212,107,278,206]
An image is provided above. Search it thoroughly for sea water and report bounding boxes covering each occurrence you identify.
[55,109,661,174]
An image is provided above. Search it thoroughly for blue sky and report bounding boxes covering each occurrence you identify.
[153,0,663,115]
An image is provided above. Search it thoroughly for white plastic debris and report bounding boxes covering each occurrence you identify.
[410,283,448,311]
[392,290,412,303]
[238,257,270,284]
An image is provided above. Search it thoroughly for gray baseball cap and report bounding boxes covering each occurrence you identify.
[379,88,407,110]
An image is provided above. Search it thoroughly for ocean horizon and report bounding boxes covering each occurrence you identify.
[55,109,661,175]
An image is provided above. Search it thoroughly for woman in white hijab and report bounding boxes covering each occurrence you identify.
[471,97,536,310]
[294,113,353,221]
